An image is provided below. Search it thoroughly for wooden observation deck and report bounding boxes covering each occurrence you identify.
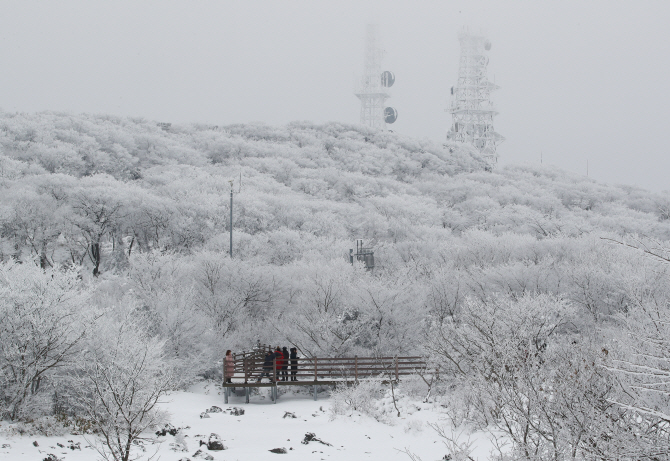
[222,346,426,404]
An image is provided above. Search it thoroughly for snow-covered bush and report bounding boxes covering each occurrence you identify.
[403,419,424,433]
[329,380,384,421]
[0,415,69,437]
[73,311,176,461]
[397,374,432,401]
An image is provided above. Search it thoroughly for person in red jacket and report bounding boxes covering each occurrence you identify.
[274,347,284,382]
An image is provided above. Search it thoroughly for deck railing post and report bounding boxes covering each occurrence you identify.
[314,357,318,381]
[355,356,358,382]
[244,358,248,384]
[395,356,399,382]
[273,357,277,383]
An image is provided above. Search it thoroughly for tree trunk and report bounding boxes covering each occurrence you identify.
[91,242,101,276]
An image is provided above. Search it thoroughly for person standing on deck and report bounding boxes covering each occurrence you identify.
[290,347,299,381]
[274,347,285,381]
[224,350,234,383]
[258,350,275,383]
[281,347,289,381]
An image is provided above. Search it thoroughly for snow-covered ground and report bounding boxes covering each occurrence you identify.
[0,381,495,461]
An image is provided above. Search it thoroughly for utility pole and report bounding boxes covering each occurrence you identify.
[229,180,233,258]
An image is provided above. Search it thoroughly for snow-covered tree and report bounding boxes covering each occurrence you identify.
[426,294,645,460]
[75,312,176,461]
[0,260,89,420]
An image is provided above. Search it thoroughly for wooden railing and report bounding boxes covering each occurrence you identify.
[225,354,426,384]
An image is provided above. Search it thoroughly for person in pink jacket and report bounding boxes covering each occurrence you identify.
[224,350,234,383]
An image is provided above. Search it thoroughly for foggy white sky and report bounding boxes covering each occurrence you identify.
[1,0,669,191]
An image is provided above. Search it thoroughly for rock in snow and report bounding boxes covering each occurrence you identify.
[192,449,214,460]
[207,433,226,450]
[301,432,332,446]
[170,442,188,452]
[269,447,288,453]
[199,412,210,419]
[228,406,245,416]
[67,440,81,450]
[156,423,179,436]
[206,406,223,413]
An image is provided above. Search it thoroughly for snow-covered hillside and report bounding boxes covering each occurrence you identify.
[2,113,670,459]
[0,381,494,461]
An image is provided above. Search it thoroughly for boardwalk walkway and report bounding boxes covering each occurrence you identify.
[222,346,426,404]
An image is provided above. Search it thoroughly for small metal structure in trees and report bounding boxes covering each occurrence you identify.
[349,239,374,270]
[447,30,504,164]
[355,24,397,130]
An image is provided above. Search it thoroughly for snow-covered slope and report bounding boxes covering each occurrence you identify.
[0,380,494,461]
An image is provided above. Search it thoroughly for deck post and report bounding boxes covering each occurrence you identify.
[224,386,229,404]
[245,386,249,404]
[273,357,277,383]
[313,385,317,401]
[355,355,358,382]
[314,357,318,381]
[395,356,399,382]
[243,357,248,384]
[274,385,278,404]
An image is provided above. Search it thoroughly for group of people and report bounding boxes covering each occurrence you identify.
[223,346,300,383]
[259,346,299,382]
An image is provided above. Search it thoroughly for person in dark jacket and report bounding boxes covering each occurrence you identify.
[281,347,289,381]
[258,350,275,382]
[290,347,299,381]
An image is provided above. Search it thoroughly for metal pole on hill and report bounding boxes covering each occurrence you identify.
[229,180,233,258]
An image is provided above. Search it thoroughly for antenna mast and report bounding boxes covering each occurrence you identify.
[355,24,397,130]
[447,30,504,163]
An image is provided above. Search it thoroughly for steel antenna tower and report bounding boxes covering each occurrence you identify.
[447,30,504,163]
[355,24,397,130]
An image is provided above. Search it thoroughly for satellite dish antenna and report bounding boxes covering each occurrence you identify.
[384,107,398,124]
[381,71,395,87]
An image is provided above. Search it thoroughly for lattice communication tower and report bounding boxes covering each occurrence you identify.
[355,24,397,130]
[447,31,503,163]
